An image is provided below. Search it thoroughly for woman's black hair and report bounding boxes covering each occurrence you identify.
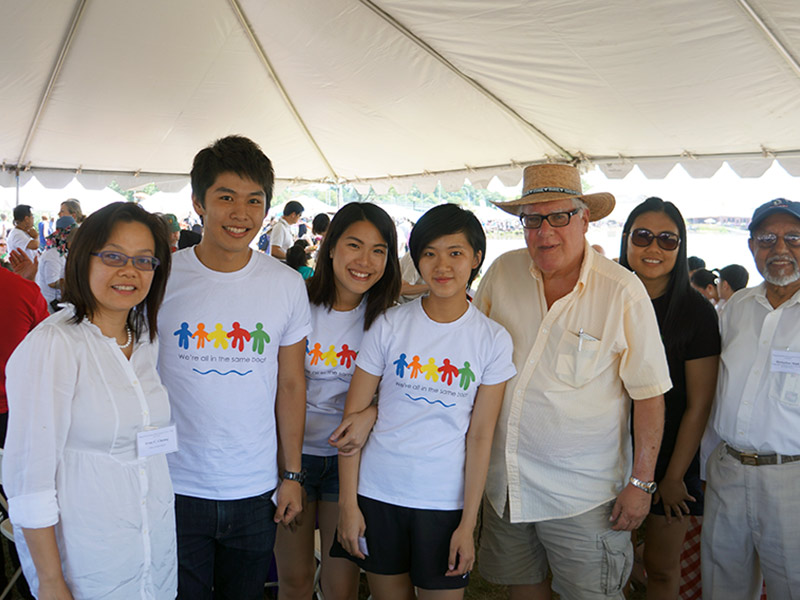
[63,202,172,342]
[312,213,330,236]
[286,240,309,271]
[619,196,698,355]
[408,204,486,288]
[307,202,401,330]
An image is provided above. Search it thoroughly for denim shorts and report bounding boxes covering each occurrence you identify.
[302,453,340,503]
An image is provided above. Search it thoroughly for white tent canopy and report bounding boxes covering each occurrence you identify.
[3,0,800,192]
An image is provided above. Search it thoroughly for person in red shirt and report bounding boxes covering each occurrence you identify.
[0,263,47,598]
[0,266,49,443]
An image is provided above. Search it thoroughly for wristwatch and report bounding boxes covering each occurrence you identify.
[282,469,306,485]
[629,476,657,494]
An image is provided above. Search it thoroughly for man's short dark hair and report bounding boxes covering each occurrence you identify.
[718,264,749,292]
[691,268,716,289]
[283,201,304,217]
[687,256,705,271]
[13,205,32,223]
[312,213,330,235]
[190,135,274,208]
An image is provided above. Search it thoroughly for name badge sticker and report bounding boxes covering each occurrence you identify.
[137,425,178,458]
[770,350,800,374]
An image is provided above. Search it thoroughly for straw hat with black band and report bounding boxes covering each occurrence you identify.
[493,164,615,222]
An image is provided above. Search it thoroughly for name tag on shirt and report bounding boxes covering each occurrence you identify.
[770,350,800,374]
[137,425,178,458]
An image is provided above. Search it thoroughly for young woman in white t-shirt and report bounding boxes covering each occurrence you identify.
[333,204,516,599]
[274,202,402,600]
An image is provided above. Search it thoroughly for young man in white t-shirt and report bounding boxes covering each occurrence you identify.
[157,136,311,599]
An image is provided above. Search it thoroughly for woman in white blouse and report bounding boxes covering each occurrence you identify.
[4,202,176,599]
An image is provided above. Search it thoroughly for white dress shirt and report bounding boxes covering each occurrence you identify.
[711,283,800,454]
[4,308,177,599]
[34,248,65,309]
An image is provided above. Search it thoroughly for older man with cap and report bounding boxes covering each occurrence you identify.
[702,198,800,599]
[474,164,671,599]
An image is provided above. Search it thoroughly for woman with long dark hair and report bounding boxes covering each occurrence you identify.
[619,197,720,599]
[4,202,176,599]
[332,204,515,599]
[274,202,402,600]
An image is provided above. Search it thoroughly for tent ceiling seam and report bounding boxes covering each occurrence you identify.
[226,0,340,181]
[17,0,88,168]
[357,0,574,162]
[736,0,800,79]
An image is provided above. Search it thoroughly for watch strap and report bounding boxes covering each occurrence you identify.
[282,469,306,485]
[629,476,657,494]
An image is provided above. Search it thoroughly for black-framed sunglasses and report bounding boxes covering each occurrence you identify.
[629,228,681,251]
[751,232,800,249]
[91,251,161,271]
[520,208,580,230]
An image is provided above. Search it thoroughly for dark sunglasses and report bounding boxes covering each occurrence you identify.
[629,228,681,251]
[91,251,161,271]
[751,232,800,249]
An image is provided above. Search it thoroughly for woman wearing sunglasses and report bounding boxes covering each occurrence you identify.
[4,202,176,599]
[619,197,720,599]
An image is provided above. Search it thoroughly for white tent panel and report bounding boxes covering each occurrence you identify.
[2,0,800,189]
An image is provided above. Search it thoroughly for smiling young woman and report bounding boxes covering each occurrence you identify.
[619,197,720,598]
[275,203,402,600]
[330,204,516,600]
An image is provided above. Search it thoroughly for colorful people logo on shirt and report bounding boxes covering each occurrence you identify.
[306,340,359,372]
[393,353,477,391]
[172,320,272,355]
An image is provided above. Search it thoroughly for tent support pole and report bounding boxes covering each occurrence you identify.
[17,0,88,167]
[357,0,574,162]
[737,0,800,78]
[226,0,340,182]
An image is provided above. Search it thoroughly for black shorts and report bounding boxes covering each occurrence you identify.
[329,495,469,590]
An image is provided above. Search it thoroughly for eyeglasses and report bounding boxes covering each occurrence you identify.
[520,208,580,230]
[751,232,800,249]
[91,251,161,271]
[629,228,681,251]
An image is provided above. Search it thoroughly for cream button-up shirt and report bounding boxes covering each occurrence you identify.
[711,283,800,455]
[474,244,671,523]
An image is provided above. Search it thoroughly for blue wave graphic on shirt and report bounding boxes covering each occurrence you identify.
[192,368,253,376]
[404,393,455,408]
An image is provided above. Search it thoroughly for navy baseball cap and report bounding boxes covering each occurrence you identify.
[748,198,800,231]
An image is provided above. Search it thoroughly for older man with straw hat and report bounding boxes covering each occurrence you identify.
[474,164,671,599]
